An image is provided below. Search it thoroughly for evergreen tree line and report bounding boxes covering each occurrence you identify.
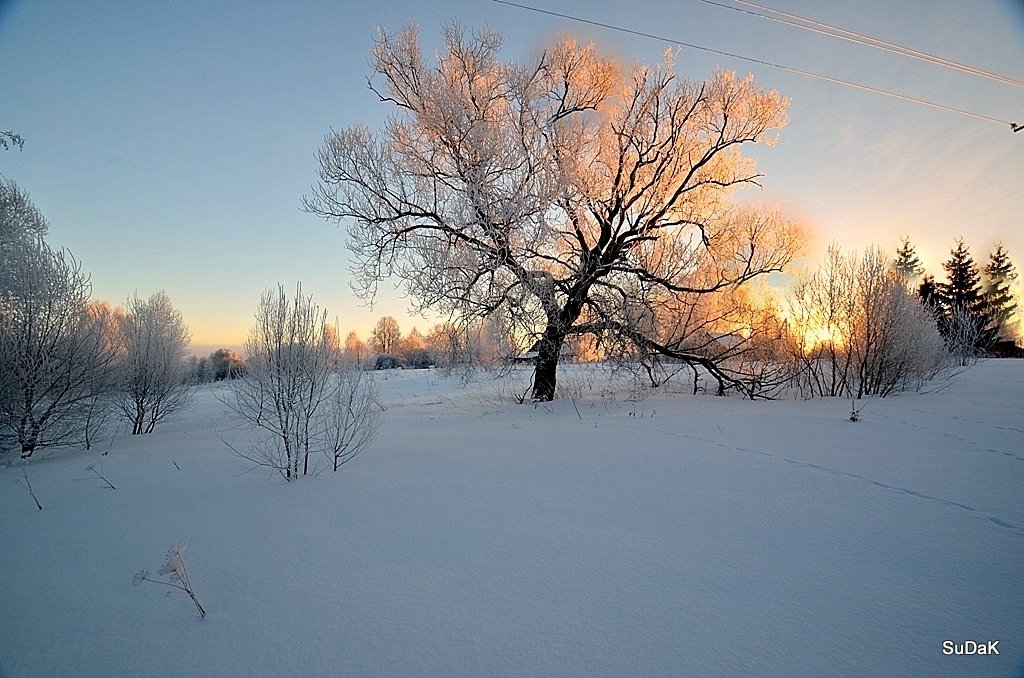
[894,237,1020,360]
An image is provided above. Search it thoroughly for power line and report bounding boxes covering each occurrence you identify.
[705,0,1024,89]
[491,0,1020,132]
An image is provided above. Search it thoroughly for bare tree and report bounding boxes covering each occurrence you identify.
[322,323,342,358]
[426,323,462,369]
[1,182,119,457]
[79,301,125,449]
[225,284,380,480]
[847,248,947,396]
[342,330,366,366]
[1,179,48,248]
[944,302,985,367]
[786,246,947,398]
[369,316,401,355]
[306,24,802,401]
[322,368,380,472]
[116,291,192,435]
[425,315,520,380]
[231,283,333,479]
[786,247,858,397]
[395,326,427,367]
[0,238,118,457]
[207,348,245,381]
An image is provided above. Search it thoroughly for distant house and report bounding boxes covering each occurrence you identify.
[511,340,574,364]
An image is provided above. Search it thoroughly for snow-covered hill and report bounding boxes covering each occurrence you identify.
[2,362,1021,677]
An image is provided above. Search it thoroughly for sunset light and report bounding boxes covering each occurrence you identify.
[2,1,1021,675]
[801,324,837,352]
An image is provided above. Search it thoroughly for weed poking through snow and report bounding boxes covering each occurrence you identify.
[14,462,43,510]
[79,463,116,489]
[133,542,206,619]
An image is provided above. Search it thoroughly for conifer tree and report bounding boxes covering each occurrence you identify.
[918,275,939,308]
[984,243,1019,340]
[937,239,996,351]
[893,237,924,287]
[939,240,982,309]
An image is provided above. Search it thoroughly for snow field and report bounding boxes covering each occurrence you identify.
[1,362,1021,677]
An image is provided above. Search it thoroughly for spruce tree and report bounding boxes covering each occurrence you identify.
[893,237,924,286]
[938,239,996,350]
[984,243,1019,340]
[918,275,939,308]
[939,240,982,309]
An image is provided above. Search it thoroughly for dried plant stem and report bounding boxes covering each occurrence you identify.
[133,543,206,619]
[136,575,206,618]
[86,464,116,489]
[18,464,43,511]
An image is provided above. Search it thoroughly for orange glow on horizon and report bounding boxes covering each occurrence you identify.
[800,325,843,352]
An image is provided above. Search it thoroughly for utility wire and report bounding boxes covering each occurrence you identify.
[706,0,1024,89]
[492,0,1020,132]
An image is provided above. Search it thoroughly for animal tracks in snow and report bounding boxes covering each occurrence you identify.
[605,420,1024,537]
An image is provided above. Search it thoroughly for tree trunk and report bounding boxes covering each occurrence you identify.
[529,281,592,402]
[21,424,40,458]
[531,325,565,402]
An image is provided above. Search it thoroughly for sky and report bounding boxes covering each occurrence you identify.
[1,0,1022,354]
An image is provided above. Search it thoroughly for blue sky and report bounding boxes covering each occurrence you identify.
[2,0,1022,353]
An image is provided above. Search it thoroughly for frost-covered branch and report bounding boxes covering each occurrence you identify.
[307,24,801,401]
[223,284,380,480]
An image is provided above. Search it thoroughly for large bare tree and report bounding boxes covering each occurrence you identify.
[307,24,802,400]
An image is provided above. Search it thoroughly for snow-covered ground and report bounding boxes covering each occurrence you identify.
[2,361,1022,677]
